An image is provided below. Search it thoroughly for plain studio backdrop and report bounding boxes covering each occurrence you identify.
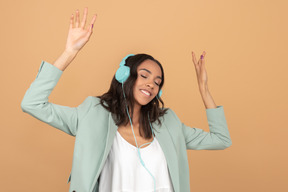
[0,0,287,191]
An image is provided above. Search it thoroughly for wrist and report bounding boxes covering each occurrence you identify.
[53,50,78,71]
[64,48,79,56]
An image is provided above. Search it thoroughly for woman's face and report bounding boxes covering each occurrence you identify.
[132,59,162,107]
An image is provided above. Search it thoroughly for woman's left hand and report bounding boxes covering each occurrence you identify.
[191,51,208,89]
[192,51,217,108]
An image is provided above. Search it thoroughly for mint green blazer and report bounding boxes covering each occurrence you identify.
[21,61,232,192]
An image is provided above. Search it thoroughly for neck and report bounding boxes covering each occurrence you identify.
[126,103,141,127]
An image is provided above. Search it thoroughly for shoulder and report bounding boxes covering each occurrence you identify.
[82,96,103,107]
[76,96,110,120]
[88,96,100,104]
[84,96,110,112]
[160,107,181,124]
[161,107,176,117]
[160,108,184,136]
[77,96,103,111]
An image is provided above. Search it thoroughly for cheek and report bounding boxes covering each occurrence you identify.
[132,83,138,97]
[133,78,141,89]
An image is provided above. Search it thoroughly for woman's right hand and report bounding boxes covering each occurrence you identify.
[65,7,97,53]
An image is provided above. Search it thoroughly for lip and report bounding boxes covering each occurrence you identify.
[140,89,152,97]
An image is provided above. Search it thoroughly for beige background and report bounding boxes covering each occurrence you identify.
[1,0,287,191]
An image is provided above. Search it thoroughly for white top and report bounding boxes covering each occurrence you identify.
[98,130,174,192]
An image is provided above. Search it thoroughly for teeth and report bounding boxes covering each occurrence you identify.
[141,90,150,96]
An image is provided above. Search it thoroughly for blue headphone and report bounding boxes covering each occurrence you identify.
[115,54,162,99]
[115,54,160,191]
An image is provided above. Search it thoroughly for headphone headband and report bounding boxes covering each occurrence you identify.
[119,54,135,66]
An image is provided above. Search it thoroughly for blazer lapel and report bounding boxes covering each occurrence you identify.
[91,112,118,191]
[153,121,179,192]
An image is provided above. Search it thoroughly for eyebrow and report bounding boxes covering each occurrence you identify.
[139,68,162,80]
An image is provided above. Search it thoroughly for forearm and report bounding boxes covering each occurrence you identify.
[199,84,217,109]
[53,49,78,71]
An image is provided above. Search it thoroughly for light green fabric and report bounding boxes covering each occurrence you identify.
[21,61,232,192]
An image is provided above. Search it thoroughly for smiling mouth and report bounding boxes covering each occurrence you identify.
[140,89,151,96]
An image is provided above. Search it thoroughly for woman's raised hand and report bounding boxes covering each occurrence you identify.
[192,51,218,109]
[192,51,208,88]
[65,7,97,53]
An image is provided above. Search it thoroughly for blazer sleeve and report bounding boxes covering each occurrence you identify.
[170,106,232,150]
[20,60,92,137]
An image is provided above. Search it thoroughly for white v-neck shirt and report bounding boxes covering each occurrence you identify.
[98,130,174,192]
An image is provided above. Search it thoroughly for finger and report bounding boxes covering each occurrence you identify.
[201,51,206,59]
[75,9,80,28]
[86,14,97,38]
[199,51,205,63]
[201,51,206,66]
[199,51,206,67]
[87,14,97,31]
[70,14,74,29]
[81,7,88,29]
[191,51,198,66]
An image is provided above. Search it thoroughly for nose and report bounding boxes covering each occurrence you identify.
[146,81,154,89]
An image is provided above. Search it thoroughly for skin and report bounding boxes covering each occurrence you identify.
[131,59,162,125]
[54,7,218,146]
[52,7,97,71]
[191,51,217,109]
[118,59,162,147]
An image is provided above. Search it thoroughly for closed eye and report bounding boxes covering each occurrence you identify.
[141,75,160,86]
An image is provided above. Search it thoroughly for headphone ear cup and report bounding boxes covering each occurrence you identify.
[156,89,162,99]
[115,66,130,83]
[116,54,135,83]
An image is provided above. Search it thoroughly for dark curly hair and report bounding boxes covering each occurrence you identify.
[94,53,168,139]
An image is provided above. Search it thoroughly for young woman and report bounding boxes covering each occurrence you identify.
[21,7,232,192]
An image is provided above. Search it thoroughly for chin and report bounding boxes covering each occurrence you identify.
[141,99,154,106]
[135,99,153,107]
